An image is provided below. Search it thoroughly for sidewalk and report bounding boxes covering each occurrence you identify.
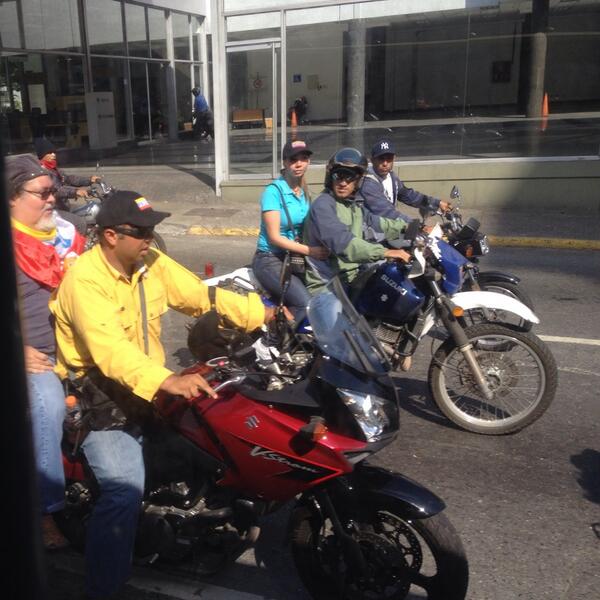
[66,164,600,248]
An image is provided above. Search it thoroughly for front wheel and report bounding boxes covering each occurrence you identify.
[429,323,557,434]
[290,499,468,600]
[462,279,534,331]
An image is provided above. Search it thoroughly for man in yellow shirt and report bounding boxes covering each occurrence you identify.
[52,190,273,599]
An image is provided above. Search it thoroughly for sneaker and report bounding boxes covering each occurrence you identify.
[42,514,69,551]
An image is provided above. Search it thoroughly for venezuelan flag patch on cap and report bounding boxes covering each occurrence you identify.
[135,196,151,211]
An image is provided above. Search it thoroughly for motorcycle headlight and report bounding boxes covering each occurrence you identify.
[478,235,490,255]
[337,388,390,442]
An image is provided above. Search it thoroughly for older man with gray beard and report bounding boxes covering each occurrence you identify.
[7,154,84,550]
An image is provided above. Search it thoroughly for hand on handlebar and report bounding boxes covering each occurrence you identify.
[90,176,102,184]
[384,249,412,263]
[159,372,218,400]
[438,200,452,213]
[75,187,89,198]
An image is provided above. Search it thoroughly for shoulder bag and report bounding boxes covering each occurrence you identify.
[268,183,306,276]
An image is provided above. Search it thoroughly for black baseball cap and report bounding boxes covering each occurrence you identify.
[5,154,50,197]
[96,190,171,227]
[371,138,396,158]
[35,138,57,159]
[282,140,313,160]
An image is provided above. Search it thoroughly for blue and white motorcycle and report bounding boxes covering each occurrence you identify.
[206,226,557,435]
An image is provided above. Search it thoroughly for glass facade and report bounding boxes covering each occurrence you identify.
[1,0,207,154]
[218,0,600,180]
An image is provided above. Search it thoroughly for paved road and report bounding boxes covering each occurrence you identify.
[49,239,600,600]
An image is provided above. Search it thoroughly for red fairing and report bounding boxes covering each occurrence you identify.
[155,366,366,503]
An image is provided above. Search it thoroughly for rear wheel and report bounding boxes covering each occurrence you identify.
[291,499,468,600]
[429,323,557,434]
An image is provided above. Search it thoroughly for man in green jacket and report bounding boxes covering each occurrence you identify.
[304,147,411,293]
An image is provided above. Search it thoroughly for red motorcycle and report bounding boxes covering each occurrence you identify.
[57,278,468,600]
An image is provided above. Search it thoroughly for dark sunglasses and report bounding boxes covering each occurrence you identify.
[22,187,58,200]
[113,225,155,240]
[331,169,359,183]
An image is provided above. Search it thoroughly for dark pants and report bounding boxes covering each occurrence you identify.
[252,251,311,315]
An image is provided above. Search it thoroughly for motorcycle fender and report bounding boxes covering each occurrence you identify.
[477,271,521,286]
[351,464,446,520]
[451,290,539,324]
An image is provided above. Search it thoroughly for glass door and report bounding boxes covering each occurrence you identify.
[130,60,169,141]
[226,41,280,177]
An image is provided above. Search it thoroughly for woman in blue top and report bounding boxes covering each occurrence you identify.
[252,140,329,314]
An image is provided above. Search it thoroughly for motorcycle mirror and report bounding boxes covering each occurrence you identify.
[404,219,421,242]
[450,185,460,199]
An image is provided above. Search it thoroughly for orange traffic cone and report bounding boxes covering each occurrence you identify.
[541,92,549,131]
[290,108,298,128]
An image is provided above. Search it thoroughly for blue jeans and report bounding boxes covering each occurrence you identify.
[252,251,311,315]
[27,368,66,514]
[81,430,145,599]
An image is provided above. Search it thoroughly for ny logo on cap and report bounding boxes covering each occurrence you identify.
[380,142,390,150]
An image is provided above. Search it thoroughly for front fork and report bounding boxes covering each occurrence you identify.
[430,280,494,401]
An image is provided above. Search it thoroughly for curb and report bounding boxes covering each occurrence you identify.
[488,236,600,250]
[186,226,600,250]
[188,226,260,236]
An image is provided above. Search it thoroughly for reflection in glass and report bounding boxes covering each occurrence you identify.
[175,62,192,133]
[0,1,21,48]
[227,46,275,175]
[192,16,204,62]
[172,12,190,61]
[86,0,124,56]
[0,53,85,152]
[130,61,150,139]
[148,8,167,59]
[147,62,169,138]
[22,0,81,52]
[125,2,148,58]
[91,57,129,138]
[226,12,280,42]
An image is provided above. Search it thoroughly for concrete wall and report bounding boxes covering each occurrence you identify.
[221,157,600,214]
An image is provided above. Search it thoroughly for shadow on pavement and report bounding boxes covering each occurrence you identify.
[570,449,600,504]
[393,375,463,432]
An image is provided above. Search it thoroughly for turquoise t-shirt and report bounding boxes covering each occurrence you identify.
[256,177,309,253]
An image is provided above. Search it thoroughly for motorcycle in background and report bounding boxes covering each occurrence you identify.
[422,186,534,330]
[206,222,557,435]
[70,180,168,253]
[57,276,469,600]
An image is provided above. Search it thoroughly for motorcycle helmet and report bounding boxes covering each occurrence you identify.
[324,147,368,190]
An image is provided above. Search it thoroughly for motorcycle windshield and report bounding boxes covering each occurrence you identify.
[307,277,390,375]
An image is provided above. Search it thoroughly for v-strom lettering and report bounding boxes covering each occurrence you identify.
[250,445,319,473]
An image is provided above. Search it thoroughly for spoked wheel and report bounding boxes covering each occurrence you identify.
[291,501,468,600]
[462,280,534,331]
[429,323,557,434]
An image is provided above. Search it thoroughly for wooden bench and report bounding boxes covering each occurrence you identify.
[231,108,264,128]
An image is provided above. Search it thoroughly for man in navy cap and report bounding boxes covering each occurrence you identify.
[360,138,451,221]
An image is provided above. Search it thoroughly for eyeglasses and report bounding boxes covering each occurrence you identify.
[113,225,155,240]
[22,187,57,201]
[331,169,359,184]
